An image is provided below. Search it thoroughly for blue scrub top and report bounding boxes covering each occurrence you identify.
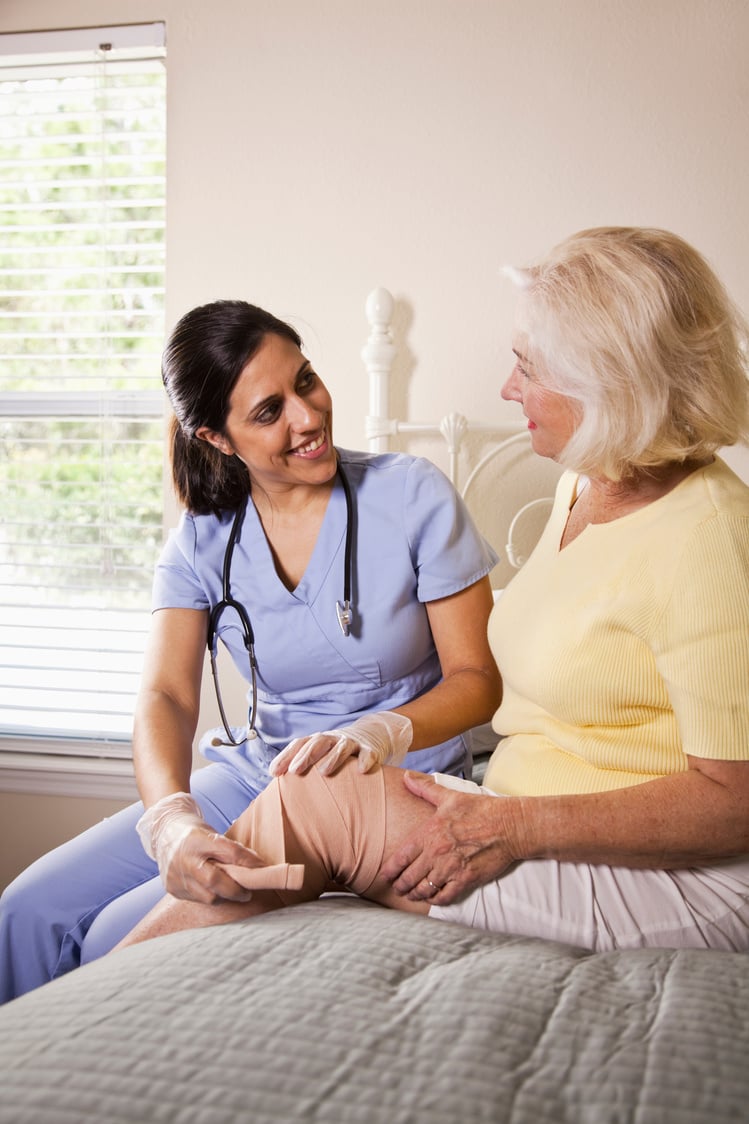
[152,450,498,778]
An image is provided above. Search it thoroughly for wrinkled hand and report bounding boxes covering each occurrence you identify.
[136,792,265,904]
[269,711,413,778]
[380,772,520,906]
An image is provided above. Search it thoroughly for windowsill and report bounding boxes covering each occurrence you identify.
[0,744,139,800]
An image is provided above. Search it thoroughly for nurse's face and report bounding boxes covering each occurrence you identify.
[197,333,337,494]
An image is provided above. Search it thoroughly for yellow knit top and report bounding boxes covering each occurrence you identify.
[484,457,749,797]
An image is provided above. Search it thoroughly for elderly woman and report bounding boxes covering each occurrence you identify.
[119,226,749,953]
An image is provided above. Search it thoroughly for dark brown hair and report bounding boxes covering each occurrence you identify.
[162,300,302,513]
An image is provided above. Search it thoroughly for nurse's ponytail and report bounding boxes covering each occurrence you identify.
[168,415,251,515]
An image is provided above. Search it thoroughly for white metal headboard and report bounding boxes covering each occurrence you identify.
[362,286,523,486]
[361,287,561,584]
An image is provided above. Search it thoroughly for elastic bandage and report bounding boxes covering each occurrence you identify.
[226,759,387,906]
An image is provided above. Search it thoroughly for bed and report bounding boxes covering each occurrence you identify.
[0,290,747,1124]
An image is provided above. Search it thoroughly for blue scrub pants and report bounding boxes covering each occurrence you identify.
[0,761,265,1004]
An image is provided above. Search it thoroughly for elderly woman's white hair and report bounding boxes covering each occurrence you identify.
[504,227,749,481]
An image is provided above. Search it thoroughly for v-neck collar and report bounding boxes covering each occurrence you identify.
[238,474,349,605]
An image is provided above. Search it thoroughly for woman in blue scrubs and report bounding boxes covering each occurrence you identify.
[0,300,500,1002]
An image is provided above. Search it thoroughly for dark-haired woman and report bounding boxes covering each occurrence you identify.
[0,301,500,1002]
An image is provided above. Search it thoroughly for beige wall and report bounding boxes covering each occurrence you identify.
[2,0,748,885]
[0,792,131,891]
[3,0,747,446]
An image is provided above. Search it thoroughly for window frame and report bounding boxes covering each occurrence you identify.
[0,23,166,798]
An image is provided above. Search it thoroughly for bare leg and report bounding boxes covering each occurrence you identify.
[115,763,432,951]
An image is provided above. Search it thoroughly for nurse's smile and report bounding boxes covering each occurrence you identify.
[291,432,329,458]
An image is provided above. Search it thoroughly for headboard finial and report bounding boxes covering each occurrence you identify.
[365,286,394,329]
[363,288,396,453]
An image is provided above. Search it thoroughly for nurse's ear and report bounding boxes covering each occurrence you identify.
[195,426,234,457]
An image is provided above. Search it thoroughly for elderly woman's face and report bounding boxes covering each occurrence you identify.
[501,341,581,463]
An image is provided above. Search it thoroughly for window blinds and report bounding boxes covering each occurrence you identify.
[0,25,166,752]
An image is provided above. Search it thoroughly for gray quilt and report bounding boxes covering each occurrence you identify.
[0,897,747,1123]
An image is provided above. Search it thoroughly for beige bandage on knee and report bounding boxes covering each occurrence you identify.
[226,758,388,906]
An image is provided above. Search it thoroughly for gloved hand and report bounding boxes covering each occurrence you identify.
[136,791,259,903]
[269,711,413,778]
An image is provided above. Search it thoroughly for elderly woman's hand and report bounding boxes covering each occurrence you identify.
[380,772,524,906]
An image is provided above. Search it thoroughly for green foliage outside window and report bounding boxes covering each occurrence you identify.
[0,66,166,611]
[0,49,166,739]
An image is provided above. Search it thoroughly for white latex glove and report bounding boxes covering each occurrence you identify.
[269,711,413,778]
[136,791,259,903]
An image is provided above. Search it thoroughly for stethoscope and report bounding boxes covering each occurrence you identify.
[208,460,354,747]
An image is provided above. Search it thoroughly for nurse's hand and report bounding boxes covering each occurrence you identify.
[269,711,413,777]
[136,792,263,904]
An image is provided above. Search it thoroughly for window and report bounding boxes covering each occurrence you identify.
[0,24,166,772]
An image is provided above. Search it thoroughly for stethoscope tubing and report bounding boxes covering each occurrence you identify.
[209,456,354,746]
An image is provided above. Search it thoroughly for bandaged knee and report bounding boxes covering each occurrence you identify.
[227,759,387,906]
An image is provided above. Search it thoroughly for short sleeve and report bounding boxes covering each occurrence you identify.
[403,458,499,602]
[151,512,210,612]
[657,513,749,761]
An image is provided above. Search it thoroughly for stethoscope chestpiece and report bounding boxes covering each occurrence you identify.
[336,599,352,637]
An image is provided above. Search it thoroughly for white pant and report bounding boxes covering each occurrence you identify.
[429,775,749,951]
